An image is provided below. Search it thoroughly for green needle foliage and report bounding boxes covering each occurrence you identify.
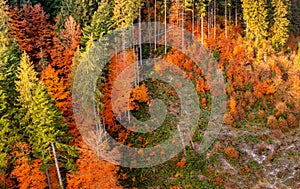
[81,0,114,51]
[15,52,77,169]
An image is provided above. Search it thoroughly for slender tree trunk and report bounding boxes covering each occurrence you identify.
[102,110,106,127]
[235,0,238,26]
[122,29,126,58]
[201,16,204,44]
[94,104,99,131]
[128,109,131,122]
[182,0,185,48]
[214,0,216,41]
[229,0,231,23]
[197,15,199,37]
[207,2,210,38]
[164,0,167,54]
[154,0,157,50]
[115,46,118,78]
[225,0,228,38]
[192,0,195,39]
[132,22,137,86]
[51,143,64,189]
[139,6,142,66]
[46,168,51,189]
[147,0,151,49]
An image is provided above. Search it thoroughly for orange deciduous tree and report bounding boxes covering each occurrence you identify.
[43,16,81,142]
[66,144,122,189]
[41,65,69,113]
[10,142,47,189]
[9,4,55,71]
[103,50,137,143]
[11,157,47,189]
[51,16,81,85]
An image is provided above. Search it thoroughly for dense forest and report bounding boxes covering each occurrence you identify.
[0,0,299,188]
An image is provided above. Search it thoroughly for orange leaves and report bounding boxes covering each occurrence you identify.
[224,146,239,159]
[9,4,55,71]
[51,16,81,85]
[48,165,60,189]
[41,16,81,144]
[66,145,121,189]
[213,176,224,186]
[176,160,186,167]
[11,158,47,189]
[239,166,250,175]
[103,50,138,142]
[41,65,79,144]
[131,83,149,103]
[0,174,14,188]
[41,65,69,111]
[229,97,237,115]
[196,78,210,94]
[253,79,275,97]
[10,142,47,188]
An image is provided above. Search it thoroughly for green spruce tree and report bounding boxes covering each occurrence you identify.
[15,53,77,169]
[81,0,114,51]
[0,0,22,172]
[113,0,141,29]
[56,0,98,30]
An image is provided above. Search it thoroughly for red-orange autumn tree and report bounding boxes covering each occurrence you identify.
[66,144,122,189]
[51,16,81,85]
[10,142,47,189]
[103,50,137,144]
[9,4,54,71]
[41,65,69,111]
[42,16,82,142]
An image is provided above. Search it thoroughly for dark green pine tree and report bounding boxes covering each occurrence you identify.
[29,0,62,20]
[288,0,300,36]
[0,42,22,171]
[15,52,77,170]
[56,0,98,30]
[81,0,114,51]
[0,71,11,170]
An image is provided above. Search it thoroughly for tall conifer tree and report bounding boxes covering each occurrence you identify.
[271,0,290,50]
[242,0,268,43]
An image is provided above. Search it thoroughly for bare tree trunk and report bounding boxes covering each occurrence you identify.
[235,0,238,26]
[164,0,167,54]
[139,6,142,66]
[225,0,228,38]
[197,15,199,37]
[94,104,99,131]
[192,0,195,40]
[51,143,64,189]
[207,2,210,38]
[46,168,51,189]
[132,22,137,86]
[147,0,151,49]
[102,110,106,127]
[182,0,185,48]
[154,0,157,50]
[201,16,204,44]
[229,0,231,23]
[214,0,216,41]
